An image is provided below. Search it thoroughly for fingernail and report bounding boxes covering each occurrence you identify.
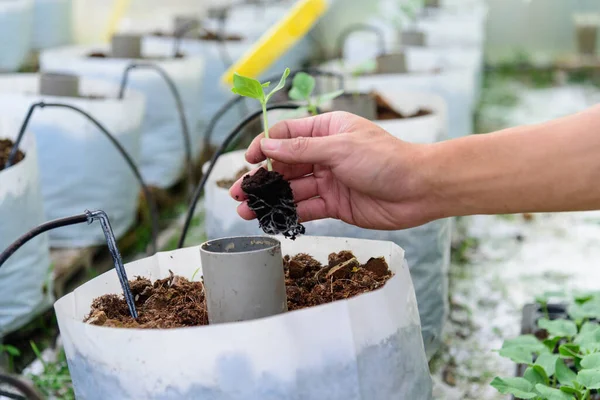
[261,138,280,151]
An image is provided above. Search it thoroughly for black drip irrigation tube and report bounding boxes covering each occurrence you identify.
[178,103,301,249]
[4,101,159,254]
[335,23,387,59]
[201,68,346,151]
[0,374,43,400]
[118,62,195,196]
[0,210,138,318]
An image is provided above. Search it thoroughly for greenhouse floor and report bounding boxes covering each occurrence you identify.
[6,69,600,399]
[432,72,600,399]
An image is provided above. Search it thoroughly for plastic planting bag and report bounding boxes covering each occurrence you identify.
[0,125,52,335]
[31,0,72,50]
[320,54,476,139]
[204,90,451,359]
[0,74,145,247]
[0,0,33,72]
[55,236,432,399]
[40,41,205,188]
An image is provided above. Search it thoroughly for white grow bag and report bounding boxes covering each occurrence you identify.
[32,0,72,50]
[39,42,205,188]
[55,236,432,399]
[321,56,476,139]
[0,74,146,247]
[0,0,33,72]
[204,90,452,359]
[0,126,51,335]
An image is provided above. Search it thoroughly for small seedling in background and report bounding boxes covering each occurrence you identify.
[0,344,20,371]
[288,72,344,116]
[231,68,291,171]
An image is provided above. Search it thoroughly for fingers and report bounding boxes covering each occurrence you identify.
[245,113,338,164]
[236,197,330,223]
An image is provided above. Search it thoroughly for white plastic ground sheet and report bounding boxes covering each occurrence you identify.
[0,74,146,247]
[0,0,33,72]
[39,41,205,188]
[0,124,52,336]
[55,236,432,399]
[432,84,600,399]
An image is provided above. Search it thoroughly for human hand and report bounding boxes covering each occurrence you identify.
[229,111,440,230]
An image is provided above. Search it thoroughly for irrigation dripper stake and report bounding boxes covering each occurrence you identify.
[118,62,195,197]
[0,210,138,319]
[5,101,159,254]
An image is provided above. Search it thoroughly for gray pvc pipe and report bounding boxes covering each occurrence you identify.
[333,93,377,121]
[39,73,80,98]
[401,30,426,47]
[377,52,408,74]
[200,236,287,324]
[111,34,142,59]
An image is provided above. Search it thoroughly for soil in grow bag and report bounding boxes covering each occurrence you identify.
[216,166,250,189]
[0,139,24,171]
[241,167,305,240]
[373,93,431,120]
[151,30,243,42]
[84,251,393,329]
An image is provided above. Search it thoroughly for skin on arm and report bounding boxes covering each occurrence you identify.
[230,105,600,230]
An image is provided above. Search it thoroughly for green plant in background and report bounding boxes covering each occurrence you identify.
[231,68,291,171]
[288,72,344,116]
[492,292,600,399]
[28,341,74,399]
[0,344,20,371]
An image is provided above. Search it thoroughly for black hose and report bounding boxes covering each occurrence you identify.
[202,68,345,150]
[0,374,43,400]
[178,103,300,248]
[0,213,88,268]
[118,62,195,197]
[0,210,138,318]
[335,23,387,59]
[5,101,158,254]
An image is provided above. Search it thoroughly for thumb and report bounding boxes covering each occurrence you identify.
[260,136,341,165]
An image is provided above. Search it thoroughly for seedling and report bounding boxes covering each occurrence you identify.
[288,72,344,116]
[492,291,600,400]
[231,68,291,171]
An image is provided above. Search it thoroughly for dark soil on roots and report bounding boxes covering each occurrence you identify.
[0,139,24,171]
[84,251,393,329]
[241,167,305,240]
[374,92,432,120]
[216,166,250,189]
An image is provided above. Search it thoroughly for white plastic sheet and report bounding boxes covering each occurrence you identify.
[32,0,72,50]
[0,0,33,72]
[40,42,205,188]
[55,236,432,399]
[204,90,451,359]
[320,55,477,138]
[0,125,51,335]
[0,74,146,247]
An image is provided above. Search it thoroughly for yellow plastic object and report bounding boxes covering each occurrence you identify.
[221,0,328,86]
[104,0,132,41]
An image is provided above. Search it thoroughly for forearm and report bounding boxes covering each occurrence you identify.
[422,105,600,218]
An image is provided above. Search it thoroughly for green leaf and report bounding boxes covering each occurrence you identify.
[1,345,20,357]
[499,347,534,365]
[581,353,600,369]
[559,386,581,396]
[568,300,600,321]
[577,368,600,389]
[556,358,577,386]
[524,366,547,386]
[231,73,265,101]
[535,354,559,377]
[289,72,315,101]
[574,323,600,353]
[316,89,345,105]
[538,318,578,338]
[544,337,562,352]
[534,384,575,400]
[261,81,271,88]
[265,67,291,102]
[490,377,537,399]
[559,343,581,360]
